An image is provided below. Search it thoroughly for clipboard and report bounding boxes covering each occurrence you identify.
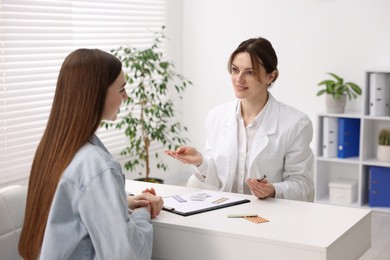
[162,190,250,216]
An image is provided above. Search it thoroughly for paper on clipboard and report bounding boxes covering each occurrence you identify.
[162,190,250,216]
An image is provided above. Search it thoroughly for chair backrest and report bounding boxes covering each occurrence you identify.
[0,185,27,260]
[186,175,207,189]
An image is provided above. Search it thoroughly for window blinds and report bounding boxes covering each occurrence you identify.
[0,0,167,187]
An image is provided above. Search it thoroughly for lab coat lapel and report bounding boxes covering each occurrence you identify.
[248,94,279,169]
[219,101,239,191]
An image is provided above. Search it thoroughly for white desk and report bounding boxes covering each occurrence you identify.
[126,180,371,260]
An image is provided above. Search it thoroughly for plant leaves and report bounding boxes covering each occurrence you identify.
[316,73,362,100]
[106,26,193,179]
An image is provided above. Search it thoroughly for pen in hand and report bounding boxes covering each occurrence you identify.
[257,175,267,182]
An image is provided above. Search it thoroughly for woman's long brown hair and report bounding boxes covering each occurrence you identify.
[18,49,122,259]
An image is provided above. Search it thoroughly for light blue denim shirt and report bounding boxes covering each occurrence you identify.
[40,135,153,260]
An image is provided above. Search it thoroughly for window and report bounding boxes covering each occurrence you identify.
[0,0,167,187]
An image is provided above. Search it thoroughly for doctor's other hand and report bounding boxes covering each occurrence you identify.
[245,178,276,199]
[165,146,203,167]
[128,192,164,218]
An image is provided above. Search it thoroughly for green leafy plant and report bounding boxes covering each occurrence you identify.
[102,26,192,182]
[378,128,390,146]
[316,72,362,100]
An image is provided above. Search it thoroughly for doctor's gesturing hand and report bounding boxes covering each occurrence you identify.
[165,146,203,167]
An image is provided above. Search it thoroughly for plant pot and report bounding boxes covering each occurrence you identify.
[326,94,347,114]
[134,177,164,184]
[377,145,390,162]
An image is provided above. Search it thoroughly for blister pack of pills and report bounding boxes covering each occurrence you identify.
[190,193,210,201]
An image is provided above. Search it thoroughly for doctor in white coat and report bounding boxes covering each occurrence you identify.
[165,37,314,202]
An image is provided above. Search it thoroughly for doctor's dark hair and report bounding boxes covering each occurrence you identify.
[228,37,279,85]
[19,49,122,260]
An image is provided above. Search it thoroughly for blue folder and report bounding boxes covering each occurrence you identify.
[337,118,360,158]
[369,166,390,207]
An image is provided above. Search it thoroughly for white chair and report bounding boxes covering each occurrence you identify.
[186,175,219,191]
[0,185,27,260]
[186,175,206,189]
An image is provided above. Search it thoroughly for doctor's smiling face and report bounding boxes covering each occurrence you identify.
[228,37,278,103]
[230,52,270,101]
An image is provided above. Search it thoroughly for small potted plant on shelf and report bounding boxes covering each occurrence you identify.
[377,128,390,162]
[102,26,192,183]
[316,72,362,113]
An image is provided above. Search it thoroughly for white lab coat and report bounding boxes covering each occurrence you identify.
[192,93,314,201]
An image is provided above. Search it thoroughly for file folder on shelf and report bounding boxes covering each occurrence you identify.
[337,118,360,158]
[322,117,338,158]
[369,166,390,207]
[369,73,390,116]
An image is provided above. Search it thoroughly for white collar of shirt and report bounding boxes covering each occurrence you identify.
[236,92,270,130]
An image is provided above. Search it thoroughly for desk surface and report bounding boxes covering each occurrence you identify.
[126,180,371,260]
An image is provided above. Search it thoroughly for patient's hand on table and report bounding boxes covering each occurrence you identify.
[128,189,164,218]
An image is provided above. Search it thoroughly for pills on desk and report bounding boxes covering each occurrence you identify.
[227,213,258,218]
[190,193,209,201]
[244,216,269,224]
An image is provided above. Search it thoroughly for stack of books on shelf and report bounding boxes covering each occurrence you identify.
[322,117,360,158]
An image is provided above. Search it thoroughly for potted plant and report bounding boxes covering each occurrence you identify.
[316,72,362,113]
[103,27,192,182]
[377,128,390,162]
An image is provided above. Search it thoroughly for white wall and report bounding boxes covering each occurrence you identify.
[146,0,194,184]
[165,0,390,181]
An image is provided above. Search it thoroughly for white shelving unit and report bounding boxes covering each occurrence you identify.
[315,69,390,212]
